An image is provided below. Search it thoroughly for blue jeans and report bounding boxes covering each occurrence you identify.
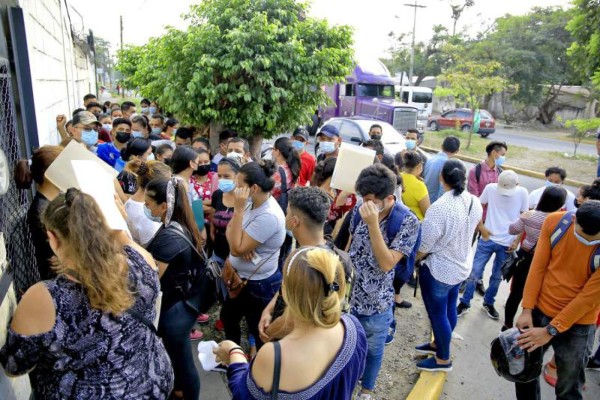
[461,238,508,307]
[222,270,282,350]
[420,264,460,360]
[158,300,200,399]
[352,307,393,391]
[515,308,595,400]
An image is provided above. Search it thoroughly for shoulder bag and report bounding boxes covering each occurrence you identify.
[271,341,281,400]
[221,247,280,299]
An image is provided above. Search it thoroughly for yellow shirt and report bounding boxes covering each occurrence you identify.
[401,172,429,220]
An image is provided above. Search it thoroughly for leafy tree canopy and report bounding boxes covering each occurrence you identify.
[567,0,600,90]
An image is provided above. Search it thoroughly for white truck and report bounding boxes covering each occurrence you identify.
[396,86,433,120]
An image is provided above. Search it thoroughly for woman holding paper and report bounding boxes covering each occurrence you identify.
[0,188,174,399]
[14,145,63,282]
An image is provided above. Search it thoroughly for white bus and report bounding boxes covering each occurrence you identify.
[397,86,433,119]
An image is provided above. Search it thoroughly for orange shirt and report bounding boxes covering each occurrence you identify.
[522,212,600,332]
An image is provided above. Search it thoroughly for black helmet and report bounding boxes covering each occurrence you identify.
[490,335,544,383]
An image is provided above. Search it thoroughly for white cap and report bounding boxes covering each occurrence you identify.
[497,170,519,196]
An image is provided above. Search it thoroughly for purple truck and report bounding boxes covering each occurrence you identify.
[321,59,419,133]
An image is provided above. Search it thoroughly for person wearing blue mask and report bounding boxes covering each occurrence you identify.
[316,124,341,162]
[149,114,165,138]
[405,129,419,151]
[140,98,151,115]
[149,100,159,115]
[71,111,101,153]
[291,127,315,187]
[528,167,577,212]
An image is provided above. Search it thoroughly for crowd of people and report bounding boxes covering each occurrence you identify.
[1,92,599,400]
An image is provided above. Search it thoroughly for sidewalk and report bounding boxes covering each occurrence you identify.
[193,341,230,399]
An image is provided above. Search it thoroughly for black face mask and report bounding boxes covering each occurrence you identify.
[195,164,211,176]
[163,158,172,166]
[115,131,130,144]
[371,134,382,141]
[574,198,580,209]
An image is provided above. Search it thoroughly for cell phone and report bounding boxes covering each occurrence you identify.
[251,253,262,265]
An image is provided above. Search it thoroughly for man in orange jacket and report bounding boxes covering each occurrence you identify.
[515,200,600,400]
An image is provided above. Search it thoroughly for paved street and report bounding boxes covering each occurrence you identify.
[485,127,597,157]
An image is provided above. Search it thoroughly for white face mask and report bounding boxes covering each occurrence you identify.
[227,151,243,161]
[146,153,155,161]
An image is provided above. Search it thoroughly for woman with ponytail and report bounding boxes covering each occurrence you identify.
[145,176,206,400]
[117,138,153,195]
[215,247,367,399]
[414,159,483,372]
[14,145,62,281]
[400,150,430,220]
[124,160,172,247]
[0,188,173,398]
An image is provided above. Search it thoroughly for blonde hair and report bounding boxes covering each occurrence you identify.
[42,188,134,315]
[282,248,346,329]
[136,160,172,189]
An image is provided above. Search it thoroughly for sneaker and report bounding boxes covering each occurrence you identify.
[385,325,396,346]
[416,356,453,372]
[395,300,412,309]
[457,302,470,317]
[190,329,204,341]
[215,319,225,332]
[415,342,437,356]
[459,281,466,293]
[213,363,227,373]
[355,393,372,400]
[482,303,499,320]
[476,280,486,296]
[196,313,210,324]
[586,357,600,371]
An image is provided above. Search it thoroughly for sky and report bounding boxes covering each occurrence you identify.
[70,0,573,60]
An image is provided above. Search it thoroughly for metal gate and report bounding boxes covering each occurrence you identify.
[0,7,40,302]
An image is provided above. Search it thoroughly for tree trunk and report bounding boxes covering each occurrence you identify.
[415,75,424,87]
[209,121,223,156]
[248,135,263,160]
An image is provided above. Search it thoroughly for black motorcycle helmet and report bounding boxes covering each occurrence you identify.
[490,336,544,383]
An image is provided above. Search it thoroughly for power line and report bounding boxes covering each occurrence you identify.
[404,1,427,85]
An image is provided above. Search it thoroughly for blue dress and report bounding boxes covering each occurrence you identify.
[227,313,367,400]
[0,246,174,399]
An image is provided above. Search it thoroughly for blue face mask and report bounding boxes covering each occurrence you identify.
[141,107,149,114]
[132,131,144,138]
[495,155,506,167]
[545,180,561,187]
[149,106,157,114]
[102,123,112,132]
[291,140,304,151]
[319,141,336,154]
[151,127,162,135]
[574,230,600,246]
[143,205,162,223]
[172,128,178,135]
[405,139,417,150]
[218,179,236,193]
[81,129,98,146]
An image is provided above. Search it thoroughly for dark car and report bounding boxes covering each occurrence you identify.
[427,108,495,137]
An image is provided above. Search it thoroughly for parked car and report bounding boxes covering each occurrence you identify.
[315,117,429,160]
[427,108,496,137]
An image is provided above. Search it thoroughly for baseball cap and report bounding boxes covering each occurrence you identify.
[292,127,309,142]
[497,170,519,196]
[317,124,339,139]
[72,111,101,127]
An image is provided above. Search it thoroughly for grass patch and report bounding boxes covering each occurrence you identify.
[424,129,597,184]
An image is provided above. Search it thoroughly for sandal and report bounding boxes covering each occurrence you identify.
[543,363,557,387]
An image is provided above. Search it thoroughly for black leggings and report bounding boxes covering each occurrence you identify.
[504,249,534,328]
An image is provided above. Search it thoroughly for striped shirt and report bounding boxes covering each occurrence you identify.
[508,210,549,251]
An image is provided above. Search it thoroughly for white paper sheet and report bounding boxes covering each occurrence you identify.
[71,160,129,232]
[44,140,117,192]
[330,143,376,193]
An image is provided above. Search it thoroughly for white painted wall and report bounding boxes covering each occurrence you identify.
[17,0,96,145]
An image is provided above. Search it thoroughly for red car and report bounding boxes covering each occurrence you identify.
[427,108,495,138]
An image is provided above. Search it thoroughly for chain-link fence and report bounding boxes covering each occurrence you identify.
[0,58,40,301]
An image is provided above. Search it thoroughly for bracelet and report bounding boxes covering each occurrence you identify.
[228,347,244,355]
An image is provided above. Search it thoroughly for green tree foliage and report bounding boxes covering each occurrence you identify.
[435,57,509,149]
[469,7,575,124]
[93,36,113,87]
[567,0,600,91]
[564,117,600,157]
[449,0,475,36]
[115,0,353,151]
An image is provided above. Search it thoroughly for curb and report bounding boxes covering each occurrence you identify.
[420,145,588,187]
[406,333,446,400]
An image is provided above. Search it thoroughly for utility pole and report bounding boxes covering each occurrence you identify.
[404,1,427,85]
[120,15,123,51]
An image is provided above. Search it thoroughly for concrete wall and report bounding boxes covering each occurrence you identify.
[0,234,31,400]
[17,0,96,145]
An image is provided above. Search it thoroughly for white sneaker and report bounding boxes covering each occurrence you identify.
[355,393,372,400]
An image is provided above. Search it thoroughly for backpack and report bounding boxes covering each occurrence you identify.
[549,211,600,273]
[350,201,422,282]
[276,166,290,215]
[475,162,502,184]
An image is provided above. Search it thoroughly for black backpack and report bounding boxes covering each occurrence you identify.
[475,162,502,184]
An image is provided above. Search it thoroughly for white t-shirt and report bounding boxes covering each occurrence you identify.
[528,185,576,212]
[125,199,161,247]
[480,183,529,247]
[229,196,286,280]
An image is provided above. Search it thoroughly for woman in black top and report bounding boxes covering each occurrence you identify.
[145,177,205,400]
[211,157,242,263]
[14,145,63,282]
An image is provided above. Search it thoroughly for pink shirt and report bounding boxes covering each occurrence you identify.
[467,161,501,221]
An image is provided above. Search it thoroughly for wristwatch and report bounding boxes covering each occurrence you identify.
[546,324,559,336]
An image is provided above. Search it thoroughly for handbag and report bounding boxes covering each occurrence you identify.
[501,251,519,282]
[271,341,281,400]
[221,248,280,299]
